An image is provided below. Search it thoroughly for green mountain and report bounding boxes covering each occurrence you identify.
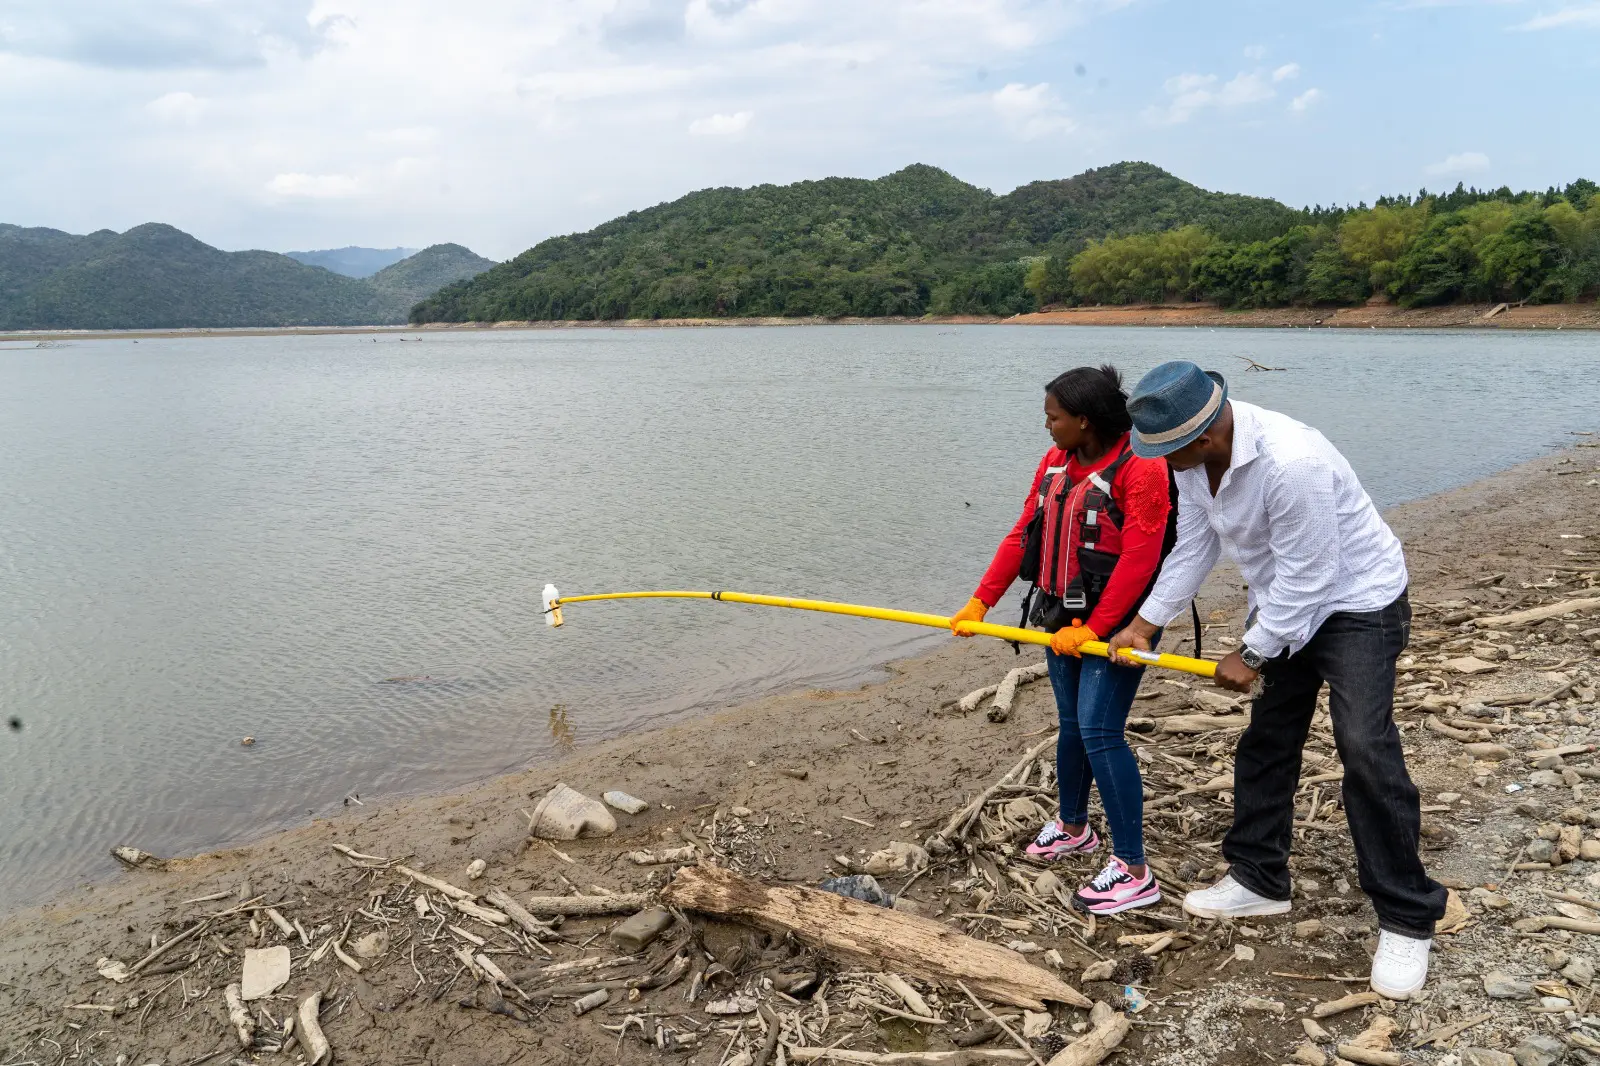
[0,226,497,330]
[412,162,1303,322]
[286,246,418,278]
[368,244,499,308]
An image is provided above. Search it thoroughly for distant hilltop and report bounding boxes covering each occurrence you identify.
[0,226,496,331]
[413,161,1599,323]
[286,246,420,279]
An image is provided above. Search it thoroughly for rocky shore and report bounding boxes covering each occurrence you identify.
[2,442,1597,1066]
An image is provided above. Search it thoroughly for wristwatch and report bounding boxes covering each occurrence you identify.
[1239,644,1267,671]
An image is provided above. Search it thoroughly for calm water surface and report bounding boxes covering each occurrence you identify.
[1,325,1597,909]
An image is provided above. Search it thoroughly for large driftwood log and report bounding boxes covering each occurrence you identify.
[663,865,1090,1011]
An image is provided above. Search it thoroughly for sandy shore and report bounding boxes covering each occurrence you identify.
[3,301,1599,341]
[2,443,1598,1065]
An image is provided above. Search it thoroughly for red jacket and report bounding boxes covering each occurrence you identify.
[974,435,1173,637]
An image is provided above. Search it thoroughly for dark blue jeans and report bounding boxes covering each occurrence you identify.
[1223,591,1446,939]
[1047,647,1150,866]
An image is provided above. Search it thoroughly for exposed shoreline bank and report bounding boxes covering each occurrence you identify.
[3,442,1598,1065]
[4,300,1599,342]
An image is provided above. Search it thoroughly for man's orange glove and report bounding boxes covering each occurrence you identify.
[1050,619,1099,657]
[949,596,988,635]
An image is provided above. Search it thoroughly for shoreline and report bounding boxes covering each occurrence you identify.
[4,444,1598,1064]
[3,301,1599,341]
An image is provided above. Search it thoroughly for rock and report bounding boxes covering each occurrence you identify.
[1240,996,1283,1013]
[1292,1044,1328,1066]
[1295,918,1324,939]
[1561,824,1584,863]
[1515,800,1545,818]
[1581,840,1600,862]
[1511,1033,1566,1066]
[1002,797,1046,824]
[729,806,753,818]
[1482,969,1534,999]
[528,783,617,840]
[611,908,674,951]
[1466,743,1513,761]
[1527,839,1558,863]
[1234,944,1256,962]
[1461,1051,1517,1066]
[861,841,929,877]
[1021,1010,1052,1038]
[1191,690,1242,715]
[705,994,759,1015]
[1530,770,1565,787]
[1445,656,1500,674]
[1035,871,1063,899]
[1438,792,1463,804]
[466,858,486,880]
[109,846,168,870]
[1538,823,1563,841]
[352,931,388,959]
[1081,959,1116,982]
[1537,995,1572,1009]
[1439,889,1472,933]
[1043,948,1065,969]
[602,791,649,815]
[1564,806,1589,824]
[240,946,291,1001]
[1563,955,1595,986]
[1545,948,1571,970]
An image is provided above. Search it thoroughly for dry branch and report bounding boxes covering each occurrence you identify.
[521,893,651,916]
[296,991,331,1065]
[1472,597,1600,627]
[1044,1012,1131,1066]
[664,864,1090,1011]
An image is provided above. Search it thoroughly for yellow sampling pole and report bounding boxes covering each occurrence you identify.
[543,586,1217,680]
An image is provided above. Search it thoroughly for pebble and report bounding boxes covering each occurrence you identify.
[1291,1043,1328,1066]
[466,858,486,880]
[729,806,753,818]
[602,791,650,815]
[1582,840,1600,862]
[1530,770,1565,787]
[1461,1050,1516,1066]
[1438,792,1463,804]
[1563,805,1590,824]
[1470,887,1513,909]
[1239,996,1283,1014]
[1294,918,1324,938]
[1234,944,1256,962]
[1482,970,1534,999]
[1563,955,1595,985]
[1544,948,1571,970]
[1512,1033,1566,1066]
[1534,754,1567,770]
[1526,839,1558,863]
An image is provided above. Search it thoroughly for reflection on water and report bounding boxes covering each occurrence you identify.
[0,325,1596,910]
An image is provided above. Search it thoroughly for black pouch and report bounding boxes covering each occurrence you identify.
[1028,591,1073,632]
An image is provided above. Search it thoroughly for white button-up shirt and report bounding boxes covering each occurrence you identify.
[1139,400,1408,659]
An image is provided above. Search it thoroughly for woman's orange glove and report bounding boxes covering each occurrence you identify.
[949,596,988,635]
[1050,619,1099,657]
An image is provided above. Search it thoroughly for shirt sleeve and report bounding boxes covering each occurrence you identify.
[974,453,1052,607]
[1084,458,1172,636]
[1241,457,1343,659]
[1137,476,1221,627]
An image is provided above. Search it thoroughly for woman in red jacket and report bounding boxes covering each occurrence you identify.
[950,365,1175,914]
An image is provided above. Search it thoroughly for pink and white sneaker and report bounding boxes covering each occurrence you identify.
[1025,820,1099,861]
[1072,857,1160,915]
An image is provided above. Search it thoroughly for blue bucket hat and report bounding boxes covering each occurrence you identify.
[1126,361,1229,459]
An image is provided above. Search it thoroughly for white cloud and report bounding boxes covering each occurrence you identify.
[146,90,203,123]
[688,110,753,136]
[1243,44,1266,59]
[1425,151,1491,175]
[991,82,1075,139]
[1515,4,1600,28]
[267,172,360,198]
[1271,62,1300,82]
[1149,69,1276,124]
[1290,88,1323,112]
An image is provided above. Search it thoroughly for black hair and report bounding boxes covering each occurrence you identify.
[1045,364,1133,441]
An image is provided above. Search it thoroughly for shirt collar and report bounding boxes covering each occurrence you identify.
[1227,401,1262,470]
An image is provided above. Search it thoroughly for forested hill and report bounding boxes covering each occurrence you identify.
[0,225,497,330]
[414,162,1298,322]
[414,162,1600,322]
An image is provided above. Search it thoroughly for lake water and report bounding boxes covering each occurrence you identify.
[2,325,1597,910]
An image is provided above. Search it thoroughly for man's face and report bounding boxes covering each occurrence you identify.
[1164,436,1209,471]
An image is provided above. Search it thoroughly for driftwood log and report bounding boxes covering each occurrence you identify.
[1045,1012,1131,1066]
[520,893,651,917]
[663,865,1090,1011]
[1472,597,1600,627]
[296,991,332,1065]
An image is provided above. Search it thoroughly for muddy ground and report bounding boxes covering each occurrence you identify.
[1,441,1598,1066]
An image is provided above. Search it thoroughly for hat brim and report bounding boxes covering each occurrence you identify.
[1130,372,1228,459]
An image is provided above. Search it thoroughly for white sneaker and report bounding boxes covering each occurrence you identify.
[1370,930,1431,1000]
[1181,874,1292,919]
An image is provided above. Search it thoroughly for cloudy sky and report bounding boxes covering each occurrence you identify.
[2,0,1596,260]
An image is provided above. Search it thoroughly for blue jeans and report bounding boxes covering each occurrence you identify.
[1047,646,1150,866]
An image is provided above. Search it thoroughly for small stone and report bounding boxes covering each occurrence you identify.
[1482,970,1534,999]
[1544,948,1572,970]
[1511,1032,1566,1066]
[1538,822,1564,841]
[1530,770,1565,787]
[1294,919,1324,939]
[1021,1011,1052,1038]
[729,805,753,817]
[1445,656,1500,674]
[1564,806,1590,824]
[1080,959,1116,982]
[1563,955,1595,986]
[1240,996,1283,1014]
[1035,871,1064,899]
[1526,838,1558,863]
[1470,887,1512,909]
[1234,944,1256,962]
[1515,800,1545,818]
[352,931,388,958]
[466,858,486,880]
[1461,1050,1517,1066]
[602,791,649,815]
[1438,792,1463,804]
[1535,754,1567,770]
[1538,995,1573,1009]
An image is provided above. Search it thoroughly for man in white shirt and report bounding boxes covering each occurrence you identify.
[1106,360,1445,1001]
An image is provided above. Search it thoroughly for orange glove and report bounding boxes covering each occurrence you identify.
[1050,619,1099,657]
[949,596,988,635]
